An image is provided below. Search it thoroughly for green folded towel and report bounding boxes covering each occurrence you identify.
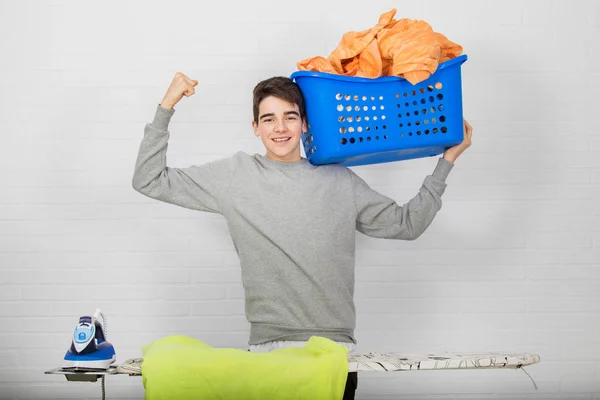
[142,335,349,400]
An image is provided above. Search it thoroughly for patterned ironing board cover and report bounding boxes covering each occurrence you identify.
[116,352,540,375]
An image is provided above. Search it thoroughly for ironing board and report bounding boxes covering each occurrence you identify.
[46,351,540,378]
[46,352,540,399]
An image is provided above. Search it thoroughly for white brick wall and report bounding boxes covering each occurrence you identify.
[1,0,598,398]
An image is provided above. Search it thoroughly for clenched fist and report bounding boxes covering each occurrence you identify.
[160,72,198,110]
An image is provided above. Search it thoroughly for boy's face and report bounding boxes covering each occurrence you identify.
[252,95,307,163]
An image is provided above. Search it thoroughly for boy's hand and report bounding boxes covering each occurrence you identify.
[160,72,199,110]
[443,119,472,163]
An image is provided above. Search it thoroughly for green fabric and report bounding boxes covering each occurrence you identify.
[141,335,349,400]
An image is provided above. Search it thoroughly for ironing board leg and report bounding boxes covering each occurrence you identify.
[343,372,358,400]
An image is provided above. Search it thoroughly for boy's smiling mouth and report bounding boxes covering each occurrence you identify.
[272,137,291,143]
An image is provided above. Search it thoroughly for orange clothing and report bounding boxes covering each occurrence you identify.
[297,9,463,84]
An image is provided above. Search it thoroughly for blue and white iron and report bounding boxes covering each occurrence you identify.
[63,309,116,370]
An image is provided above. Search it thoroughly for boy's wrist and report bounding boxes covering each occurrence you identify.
[443,153,456,164]
[159,101,174,110]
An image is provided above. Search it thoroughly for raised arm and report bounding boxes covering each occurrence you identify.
[351,158,453,240]
[132,73,235,214]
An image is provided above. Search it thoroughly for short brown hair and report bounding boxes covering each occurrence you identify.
[252,77,306,123]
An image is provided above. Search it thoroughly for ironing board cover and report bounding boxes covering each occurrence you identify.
[117,351,540,374]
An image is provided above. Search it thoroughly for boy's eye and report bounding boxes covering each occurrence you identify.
[263,118,274,123]
[286,116,297,120]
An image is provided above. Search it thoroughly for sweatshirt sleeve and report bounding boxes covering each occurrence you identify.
[351,157,454,240]
[131,105,236,214]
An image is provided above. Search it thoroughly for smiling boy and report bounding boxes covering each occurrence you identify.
[132,72,472,399]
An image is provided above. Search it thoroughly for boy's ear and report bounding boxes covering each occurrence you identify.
[252,120,260,137]
[302,118,308,133]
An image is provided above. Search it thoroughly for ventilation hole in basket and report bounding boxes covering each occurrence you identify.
[362,95,367,101]
[405,102,409,107]
[363,106,368,111]
[440,115,446,122]
[429,96,434,102]
[371,96,375,101]
[395,93,400,98]
[344,94,351,101]
[359,137,363,142]
[415,121,420,126]
[433,128,439,134]
[413,100,417,106]
[383,125,387,129]
[432,117,437,123]
[384,135,388,139]
[398,113,402,118]
[421,98,426,104]
[435,82,443,90]
[420,88,425,94]
[348,116,353,122]
[367,136,372,141]
[355,106,360,111]
[427,85,434,92]
[340,127,346,134]
[408,132,413,136]
[336,93,343,100]
[425,129,430,135]
[430,107,436,113]
[400,133,404,138]
[422,109,427,115]
[380,105,385,110]
[438,104,444,111]
[373,116,378,121]
[356,116,361,122]
[341,138,347,145]
[366,126,371,131]
[396,103,401,108]
[379,96,384,100]
[357,126,363,132]
[437,93,444,100]
[371,106,376,111]
[413,111,419,116]
[350,137,355,144]
[399,123,404,128]
[412,90,416,96]
[337,104,343,112]
[405,112,410,117]
[403,93,408,97]
[312,146,316,153]
[346,105,352,112]
[441,126,448,133]
[424,119,429,124]
[338,116,345,122]
[349,127,355,133]
[417,131,422,135]
[375,126,379,130]
[353,95,359,101]
[376,135,380,140]
[381,115,386,120]
[407,122,412,127]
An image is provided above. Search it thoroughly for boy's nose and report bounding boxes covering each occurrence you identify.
[274,120,286,132]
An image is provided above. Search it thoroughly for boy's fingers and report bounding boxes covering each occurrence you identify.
[184,76,198,87]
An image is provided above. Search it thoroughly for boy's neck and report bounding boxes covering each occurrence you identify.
[265,152,302,163]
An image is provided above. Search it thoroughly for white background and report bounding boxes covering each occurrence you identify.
[1,0,599,399]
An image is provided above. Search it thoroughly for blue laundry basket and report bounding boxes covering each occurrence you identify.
[290,54,468,166]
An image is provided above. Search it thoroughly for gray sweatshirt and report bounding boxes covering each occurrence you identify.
[133,105,454,345]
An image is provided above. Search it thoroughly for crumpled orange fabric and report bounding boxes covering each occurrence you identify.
[297,9,463,85]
